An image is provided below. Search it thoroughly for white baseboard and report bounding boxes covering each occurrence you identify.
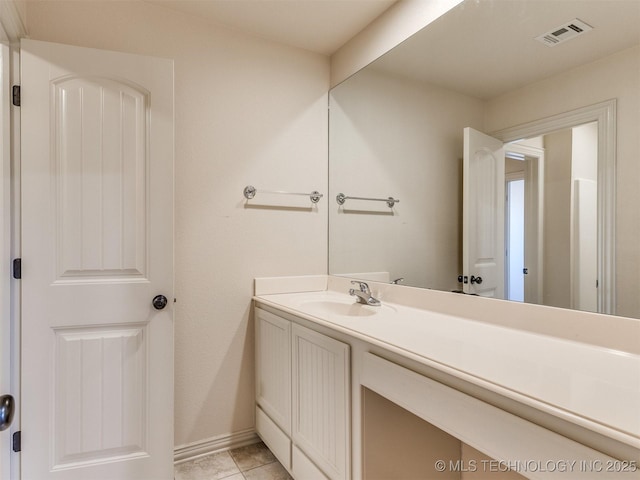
[174,428,260,464]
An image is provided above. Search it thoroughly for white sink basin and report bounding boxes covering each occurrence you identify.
[294,293,396,318]
[301,300,380,317]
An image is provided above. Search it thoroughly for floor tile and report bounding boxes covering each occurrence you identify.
[174,451,241,480]
[243,461,293,480]
[222,475,244,480]
[229,442,277,472]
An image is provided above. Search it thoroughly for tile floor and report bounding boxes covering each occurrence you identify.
[174,442,292,480]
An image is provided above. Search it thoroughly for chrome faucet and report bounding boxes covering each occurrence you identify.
[391,277,404,285]
[349,281,381,306]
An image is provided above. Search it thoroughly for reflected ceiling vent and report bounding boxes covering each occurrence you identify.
[535,18,593,47]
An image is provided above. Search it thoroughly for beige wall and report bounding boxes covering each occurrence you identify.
[505,158,524,175]
[542,129,572,309]
[363,388,526,480]
[25,0,329,447]
[363,388,460,479]
[486,45,640,318]
[329,68,484,290]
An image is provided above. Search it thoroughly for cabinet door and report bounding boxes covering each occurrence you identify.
[292,324,350,480]
[255,308,291,434]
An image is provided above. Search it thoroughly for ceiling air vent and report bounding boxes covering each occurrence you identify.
[535,18,593,47]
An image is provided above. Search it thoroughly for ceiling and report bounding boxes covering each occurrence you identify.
[146,0,398,55]
[369,0,640,100]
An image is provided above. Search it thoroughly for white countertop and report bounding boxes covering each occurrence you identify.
[254,289,640,451]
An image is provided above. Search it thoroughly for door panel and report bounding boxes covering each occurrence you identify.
[53,325,147,467]
[21,39,174,479]
[463,127,505,298]
[53,77,148,281]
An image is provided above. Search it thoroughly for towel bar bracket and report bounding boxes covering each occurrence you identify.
[243,185,323,204]
[336,192,399,208]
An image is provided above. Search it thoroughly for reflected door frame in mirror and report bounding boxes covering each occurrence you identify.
[491,99,616,315]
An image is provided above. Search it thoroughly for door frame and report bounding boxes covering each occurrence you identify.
[505,171,525,302]
[491,99,616,315]
[0,41,12,480]
[504,144,545,305]
[0,4,25,476]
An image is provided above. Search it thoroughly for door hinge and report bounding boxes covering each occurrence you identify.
[12,431,21,452]
[12,258,21,279]
[12,85,20,107]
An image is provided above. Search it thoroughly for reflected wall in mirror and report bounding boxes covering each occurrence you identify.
[328,0,640,318]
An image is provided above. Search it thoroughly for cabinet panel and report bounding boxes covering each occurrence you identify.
[255,308,291,434]
[256,406,291,471]
[292,444,329,480]
[292,324,350,480]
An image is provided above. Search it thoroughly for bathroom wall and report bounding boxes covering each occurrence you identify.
[542,129,572,309]
[362,388,460,479]
[25,0,329,448]
[505,158,525,175]
[329,68,484,289]
[363,388,526,480]
[485,45,640,318]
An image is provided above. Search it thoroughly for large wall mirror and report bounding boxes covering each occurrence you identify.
[329,0,640,318]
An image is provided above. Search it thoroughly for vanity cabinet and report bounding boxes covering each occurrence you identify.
[255,307,350,480]
[255,281,640,480]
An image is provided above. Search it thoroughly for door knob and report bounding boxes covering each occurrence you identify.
[470,275,483,285]
[152,295,168,310]
[0,394,15,431]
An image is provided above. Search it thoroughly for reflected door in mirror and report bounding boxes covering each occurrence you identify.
[463,127,505,298]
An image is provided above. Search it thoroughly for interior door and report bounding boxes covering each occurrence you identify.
[21,39,174,479]
[463,127,505,298]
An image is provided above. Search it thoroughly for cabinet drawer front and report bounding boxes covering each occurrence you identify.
[292,323,350,480]
[292,445,329,480]
[256,406,291,471]
[256,308,291,434]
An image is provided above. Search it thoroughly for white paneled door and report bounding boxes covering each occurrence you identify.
[463,127,505,298]
[21,39,174,479]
